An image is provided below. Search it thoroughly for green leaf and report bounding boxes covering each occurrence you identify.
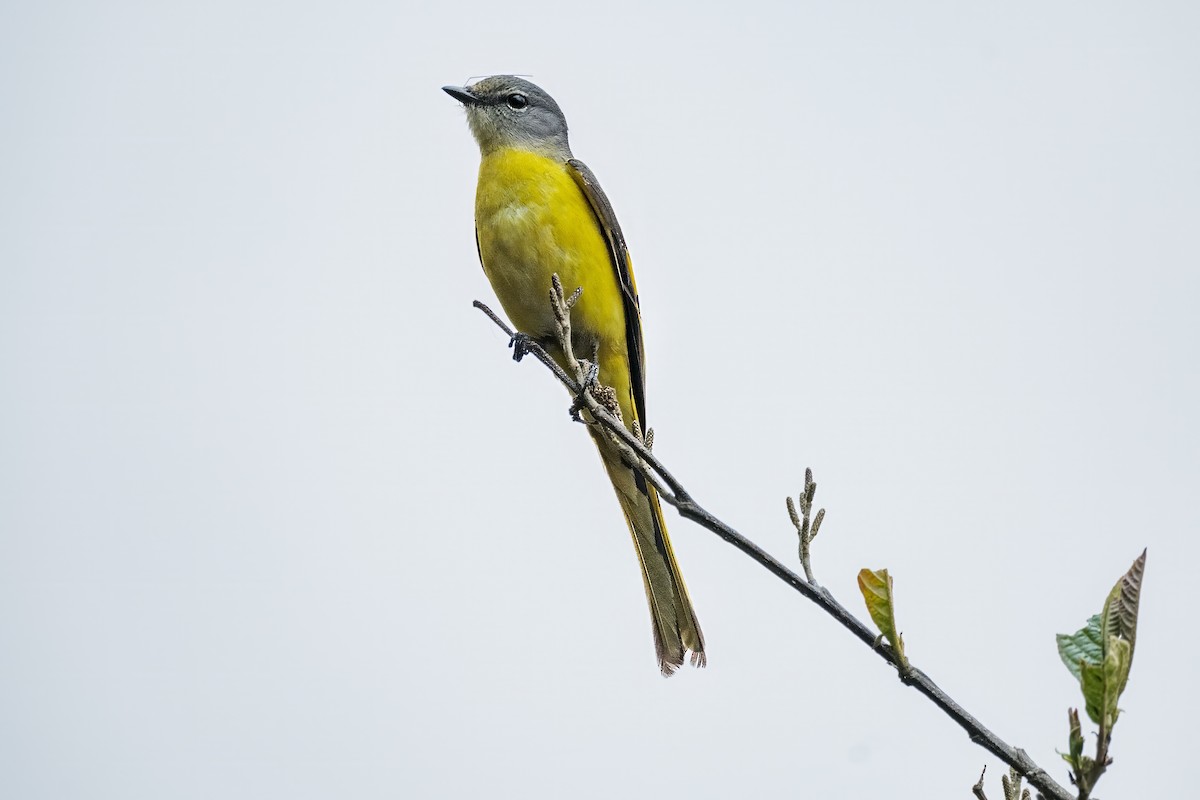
[857,568,907,666]
[1101,549,1146,680]
[1058,551,1147,730]
[1056,614,1103,682]
[1081,635,1132,728]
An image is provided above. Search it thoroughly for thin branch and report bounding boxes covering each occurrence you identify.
[472,296,694,507]
[472,295,1075,800]
[974,766,990,800]
[1069,707,1113,800]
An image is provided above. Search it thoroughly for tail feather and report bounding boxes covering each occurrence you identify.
[592,431,705,675]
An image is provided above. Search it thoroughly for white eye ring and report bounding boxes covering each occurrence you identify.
[506,93,528,110]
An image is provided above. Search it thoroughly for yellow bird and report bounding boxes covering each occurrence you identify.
[444,76,705,674]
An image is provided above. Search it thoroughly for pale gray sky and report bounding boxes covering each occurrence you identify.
[2,2,1197,798]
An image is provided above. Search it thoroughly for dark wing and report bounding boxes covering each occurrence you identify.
[565,158,648,425]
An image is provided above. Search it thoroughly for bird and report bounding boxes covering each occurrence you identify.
[443,76,705,675]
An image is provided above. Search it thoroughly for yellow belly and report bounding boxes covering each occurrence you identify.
[475,148,635,420]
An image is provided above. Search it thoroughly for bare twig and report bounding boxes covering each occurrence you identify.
[1086,728,1113,798]
[472,293,1076,800]
[973,766,990,800]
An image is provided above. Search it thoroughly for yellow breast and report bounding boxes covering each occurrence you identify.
[474,148,626,350]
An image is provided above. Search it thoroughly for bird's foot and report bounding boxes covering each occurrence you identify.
[509,332,537,362]
[567,360,597,421]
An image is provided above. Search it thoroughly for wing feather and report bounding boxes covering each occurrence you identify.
[565,158,648,424]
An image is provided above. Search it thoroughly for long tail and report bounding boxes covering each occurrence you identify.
[591,430,705,675]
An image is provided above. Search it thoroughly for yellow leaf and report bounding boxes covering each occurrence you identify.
[857,568,907,667]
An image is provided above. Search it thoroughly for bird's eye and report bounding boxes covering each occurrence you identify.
[506,93,529,110]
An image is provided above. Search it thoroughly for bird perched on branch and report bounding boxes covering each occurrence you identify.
[444,76,705,674]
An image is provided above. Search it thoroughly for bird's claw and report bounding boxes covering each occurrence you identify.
[568,360,602,421]
[569,395,586,422]
[582,359,600,388]
[509,332,536,362]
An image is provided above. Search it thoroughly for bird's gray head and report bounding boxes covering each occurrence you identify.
[442,76,572,159]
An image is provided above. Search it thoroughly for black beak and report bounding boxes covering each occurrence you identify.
[442,85,480,106]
